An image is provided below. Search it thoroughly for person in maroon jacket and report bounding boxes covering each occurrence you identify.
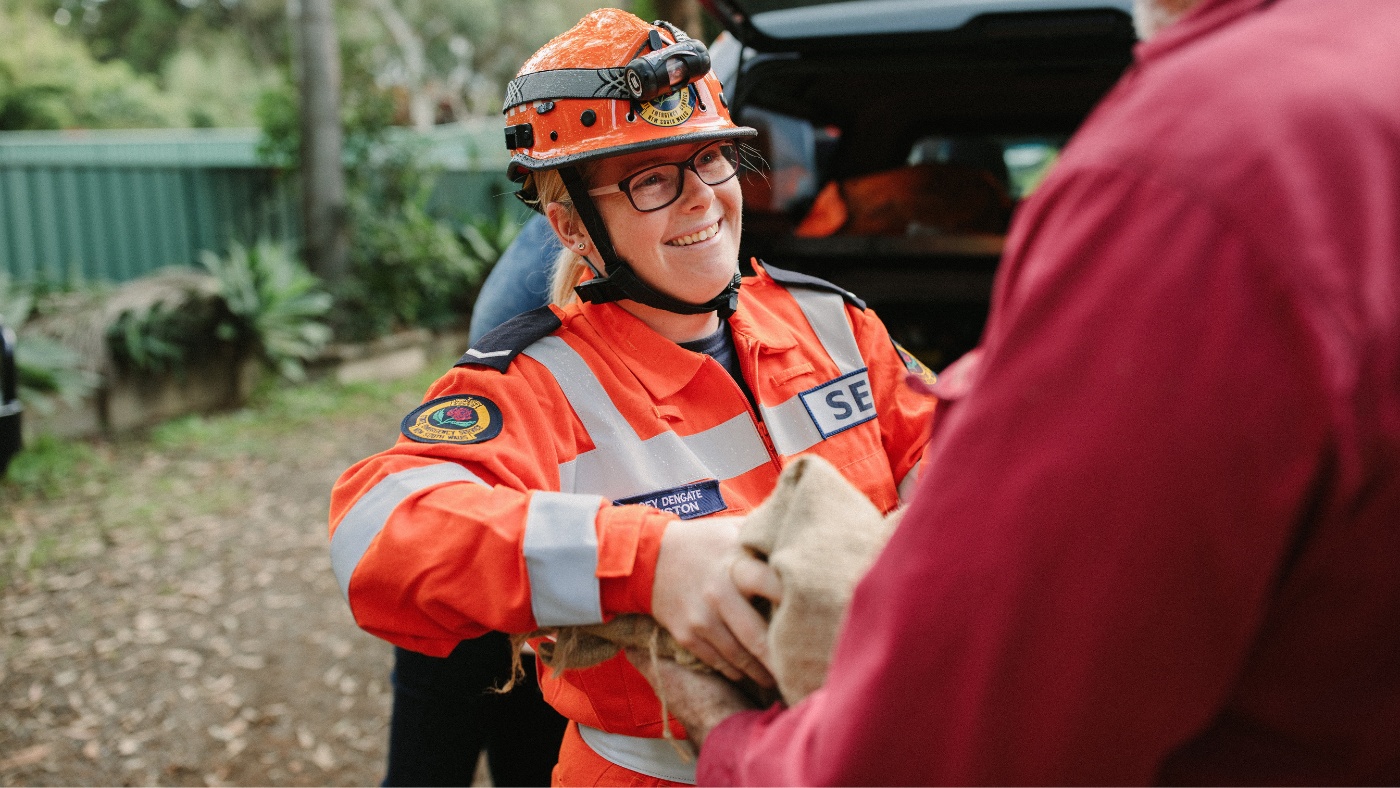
[631,0,1400,783]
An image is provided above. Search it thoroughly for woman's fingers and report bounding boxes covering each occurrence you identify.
[683,637,744,683]
[715,581,775,684]
[731,553,783,606]
[651,516,777,686]
[686,606,774,687]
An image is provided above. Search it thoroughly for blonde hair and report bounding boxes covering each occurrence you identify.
[523,168,596,307]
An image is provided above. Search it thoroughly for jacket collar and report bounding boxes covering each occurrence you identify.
[728,264,801,357]
[1135,0,1276,63]
[571,269,802,402]
[574,299,712,402]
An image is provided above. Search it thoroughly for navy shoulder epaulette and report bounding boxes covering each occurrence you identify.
[454,305,562,373]
[758,261,866,310]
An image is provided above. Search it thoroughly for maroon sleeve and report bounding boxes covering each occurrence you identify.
[697,167,1334,785]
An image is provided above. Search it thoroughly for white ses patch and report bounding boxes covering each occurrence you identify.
[799,368,877,439]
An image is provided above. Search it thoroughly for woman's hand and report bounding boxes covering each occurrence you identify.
[651,516,776,687]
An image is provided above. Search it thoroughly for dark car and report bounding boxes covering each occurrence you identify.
[703,0,1137,367]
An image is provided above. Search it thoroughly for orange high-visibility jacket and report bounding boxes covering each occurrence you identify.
[329,262,934,776]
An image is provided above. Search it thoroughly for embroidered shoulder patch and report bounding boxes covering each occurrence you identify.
[402,395,504,444]
[895,342,937,387]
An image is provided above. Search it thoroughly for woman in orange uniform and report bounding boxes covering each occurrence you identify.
[329,9,936,786]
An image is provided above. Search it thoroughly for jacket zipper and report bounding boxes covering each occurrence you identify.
[725,338,783,472]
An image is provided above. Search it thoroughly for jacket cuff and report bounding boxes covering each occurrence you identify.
[597,504,674,615]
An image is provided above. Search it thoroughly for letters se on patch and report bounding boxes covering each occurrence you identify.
[799,368,878,439]
[402,395,504,444]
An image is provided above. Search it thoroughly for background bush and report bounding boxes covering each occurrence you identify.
[200,240,332,381]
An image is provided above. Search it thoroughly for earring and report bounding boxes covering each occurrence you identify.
[576,242,586,250]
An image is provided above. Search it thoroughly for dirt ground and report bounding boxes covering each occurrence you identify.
[0,381,478,786]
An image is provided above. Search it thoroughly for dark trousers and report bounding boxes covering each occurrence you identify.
[384,632,568,787]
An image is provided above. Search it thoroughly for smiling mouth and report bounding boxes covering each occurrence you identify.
[665,220,721,247]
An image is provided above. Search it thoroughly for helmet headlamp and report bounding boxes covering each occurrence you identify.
[623,36,712,104]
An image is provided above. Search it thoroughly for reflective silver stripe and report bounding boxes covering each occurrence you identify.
[788,287,863,374]
[524,336,632,441]
[559,414,771,499]
[578,724,697,784]
[754,287,873,455]
[523,491,606,626]
[759,393,825,456]
[331,463,487,599]
[897,459,921,504]
[524,337,769,499]
[679,412,770,477]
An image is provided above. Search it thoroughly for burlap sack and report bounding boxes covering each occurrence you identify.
[740,454,900,703]
[510,455,899,706]
[527,614,703,673]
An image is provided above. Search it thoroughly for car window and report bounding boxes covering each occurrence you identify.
[740,110,1065,239]
[1001,141,1062,198]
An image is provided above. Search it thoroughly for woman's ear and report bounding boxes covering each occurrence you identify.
[545,203,590,255]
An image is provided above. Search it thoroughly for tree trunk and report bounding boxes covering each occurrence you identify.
[653,0,705,39]
[294,0,349,284]
[365,0,435,131]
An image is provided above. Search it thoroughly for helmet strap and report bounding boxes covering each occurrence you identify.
[559,166,741,319]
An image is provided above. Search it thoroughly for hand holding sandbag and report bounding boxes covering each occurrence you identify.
[652,516,776,687]
[738,454,901,705]
[514,455,898,710]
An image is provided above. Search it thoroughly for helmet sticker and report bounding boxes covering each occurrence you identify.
[401,395,504,444]
[636,86,697,128]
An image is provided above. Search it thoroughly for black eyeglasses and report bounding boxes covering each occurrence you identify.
[587,141,741,212]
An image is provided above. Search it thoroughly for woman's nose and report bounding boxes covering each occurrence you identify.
[677,167,714,210]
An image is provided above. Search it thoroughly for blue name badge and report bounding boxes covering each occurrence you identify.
[614,479,728,520]
[799,368,878,439]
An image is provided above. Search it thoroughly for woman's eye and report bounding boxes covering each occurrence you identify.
[633,172,666,190]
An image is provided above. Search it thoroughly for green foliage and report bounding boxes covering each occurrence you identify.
[160,40,286,128]
[253,83,300,169]
[458,207,524,271]
[0,275,100,412]
[14,335,96,412]
[0,433,99,499]
[0,1,287,129]
[0,62,67,130]
[343,0,616,119]
[0,5,185,130]
[49,0,185,74]
[103,272,228,375]
[257,76,485,343]
[99,246,330,382]
[199,240,333,381]
[337,183,485,341]
[40,0,291,77]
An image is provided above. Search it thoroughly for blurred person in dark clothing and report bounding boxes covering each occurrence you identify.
[383,213,563,787]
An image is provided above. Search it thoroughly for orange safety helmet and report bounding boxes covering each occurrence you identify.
[502,8,755,319]
[503,8,756,184]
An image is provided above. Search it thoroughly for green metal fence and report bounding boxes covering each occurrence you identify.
[0,124,515,285]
